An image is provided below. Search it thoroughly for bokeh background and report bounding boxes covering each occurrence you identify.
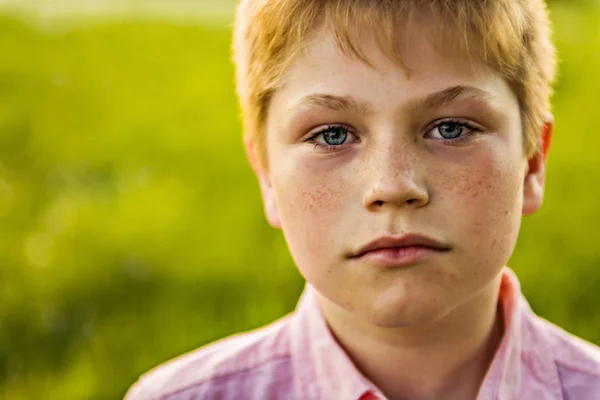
[0,0,599,399]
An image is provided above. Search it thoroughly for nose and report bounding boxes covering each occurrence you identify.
[362,139,430,211]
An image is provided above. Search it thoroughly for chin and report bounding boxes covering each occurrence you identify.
[362,288,456,328]
[365,305,449,328]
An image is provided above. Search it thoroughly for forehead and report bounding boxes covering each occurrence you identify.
[273,27,517,116]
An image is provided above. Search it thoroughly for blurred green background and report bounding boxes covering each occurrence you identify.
[0,1,599,399]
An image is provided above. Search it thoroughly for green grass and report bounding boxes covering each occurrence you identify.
[0,2,598,399]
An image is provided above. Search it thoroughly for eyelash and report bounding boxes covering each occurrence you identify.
[307,124,357,152]
[429,119,479,146]
[306,119,480,152]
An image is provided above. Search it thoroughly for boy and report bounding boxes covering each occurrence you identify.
[126,0,600,399]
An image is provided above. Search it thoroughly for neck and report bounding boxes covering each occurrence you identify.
[317,275,504,400]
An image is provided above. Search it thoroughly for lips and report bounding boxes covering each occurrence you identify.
[350,234,450,259]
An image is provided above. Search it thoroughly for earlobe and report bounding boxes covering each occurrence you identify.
[245,138,282,229]
[522,118,553,216]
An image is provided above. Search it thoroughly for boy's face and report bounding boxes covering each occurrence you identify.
[252,27,550,327]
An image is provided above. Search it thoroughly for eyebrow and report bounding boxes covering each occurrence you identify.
[412,85,494,112]
[289,85,494,117]
[291,93,374,116]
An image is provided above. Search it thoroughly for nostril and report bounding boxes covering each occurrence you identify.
[372,198,420,208]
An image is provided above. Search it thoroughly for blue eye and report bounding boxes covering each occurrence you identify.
[309,124,358,149]
[322,126,348,145]
[437,123,464,139]
[428,120,476,141]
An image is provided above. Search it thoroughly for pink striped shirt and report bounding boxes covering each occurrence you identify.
[125,268,600,399]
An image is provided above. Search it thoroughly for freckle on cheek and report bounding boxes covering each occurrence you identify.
[297,179,347,214]
[299,189,330,212]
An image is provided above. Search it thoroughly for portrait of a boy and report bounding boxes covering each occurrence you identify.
[126,0,600,399]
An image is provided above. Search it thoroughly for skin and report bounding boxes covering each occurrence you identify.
[247,25,552,400]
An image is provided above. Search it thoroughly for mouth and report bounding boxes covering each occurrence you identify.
[349,234,450,267]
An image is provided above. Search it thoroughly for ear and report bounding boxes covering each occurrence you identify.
[245,138,282,229]
[522,116,553,216]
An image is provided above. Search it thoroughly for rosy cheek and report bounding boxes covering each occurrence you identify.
[275,166,351,258]
[282,157,351,213]
[297,180,350,220]
[440,154,522,256]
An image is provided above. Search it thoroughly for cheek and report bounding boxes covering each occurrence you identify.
[272,162,353,267]
[277,163,349,215]
[439,151,524,263]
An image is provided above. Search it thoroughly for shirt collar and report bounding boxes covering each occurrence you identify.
[289,267,564,400]
[478,267,563,400]
[289,284,384,400]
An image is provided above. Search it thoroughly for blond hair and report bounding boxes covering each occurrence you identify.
[233,0,556,168]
